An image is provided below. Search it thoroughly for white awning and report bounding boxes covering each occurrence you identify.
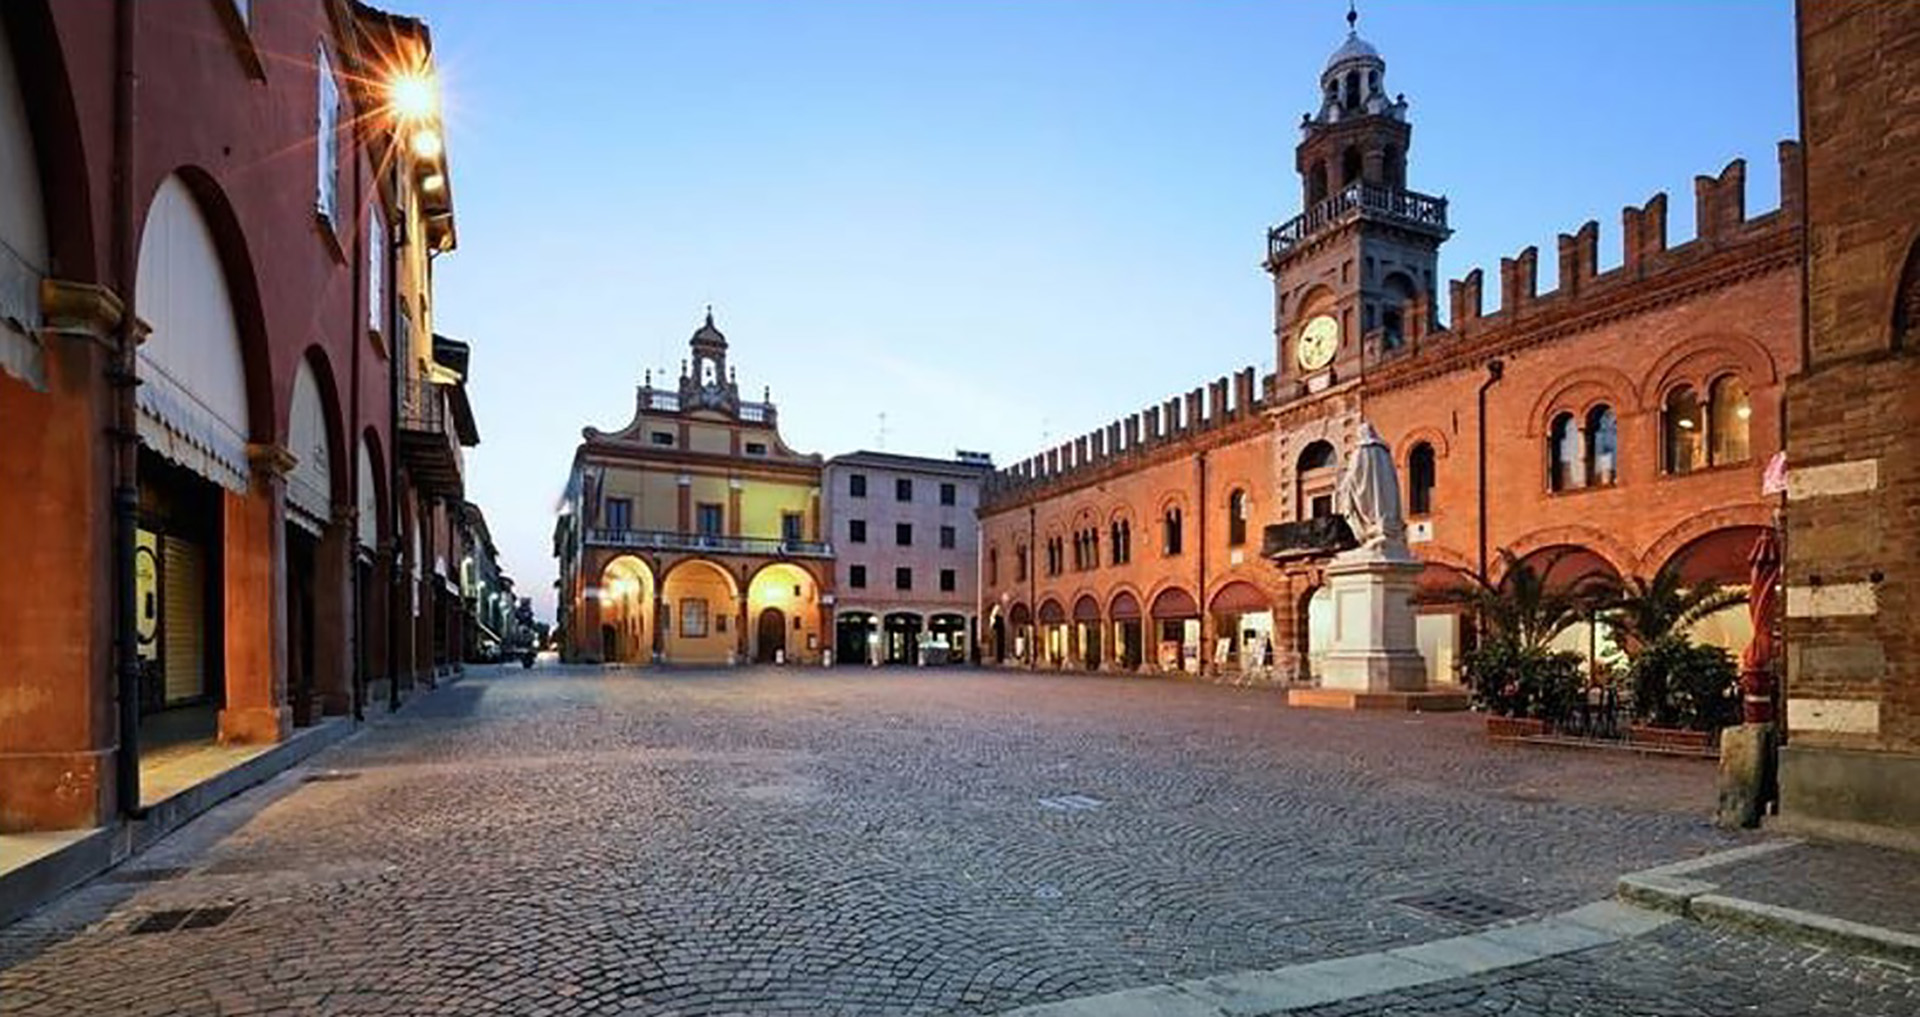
[0,242,42,391]
[286,359,331,535]
[135,355,251,493]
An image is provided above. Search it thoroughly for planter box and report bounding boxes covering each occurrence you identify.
[1486,716,1549,739]
[1627,724,1717,752]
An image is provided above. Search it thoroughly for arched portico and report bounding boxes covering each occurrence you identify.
[747,561,820,664]
[134,171,284,749]
[597,555,656,664]
[1072,595,1101,670]
[1207,580,1273,673]
[1108,590,1143,670]
[660,558,739,665]
[1008,602,1033,665]
[1149,586,1200,673]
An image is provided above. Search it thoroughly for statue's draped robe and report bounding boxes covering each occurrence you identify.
[1335,423,1407,549]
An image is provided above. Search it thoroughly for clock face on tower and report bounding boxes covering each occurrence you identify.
[1296,313,1340,372]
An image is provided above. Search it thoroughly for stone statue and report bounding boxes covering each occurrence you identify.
[1335,421,1407,552]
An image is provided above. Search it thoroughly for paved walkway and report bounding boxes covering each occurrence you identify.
[0,666,1911,1015]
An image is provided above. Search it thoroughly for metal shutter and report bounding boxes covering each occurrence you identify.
[161,535,207,705]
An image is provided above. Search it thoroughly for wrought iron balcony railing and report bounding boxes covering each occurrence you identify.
[586,528,832,558]
[397,377,463,497]
[1267,183,1449,260]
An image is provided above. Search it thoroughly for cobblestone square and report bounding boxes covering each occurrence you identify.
[0,666,1909,1015]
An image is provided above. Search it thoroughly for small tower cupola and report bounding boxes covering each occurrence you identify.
[1315,5,1404,126]
[680,306,741,411]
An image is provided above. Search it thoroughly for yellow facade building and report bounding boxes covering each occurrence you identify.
[554,314,832,666]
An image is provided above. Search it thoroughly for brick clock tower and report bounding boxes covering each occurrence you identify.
[1266,7,1451,396]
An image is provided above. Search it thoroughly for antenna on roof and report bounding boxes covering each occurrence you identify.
[876,412,889,450]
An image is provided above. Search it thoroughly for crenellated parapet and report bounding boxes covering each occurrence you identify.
[982,366,1274,507]
[1362,141,1804,385]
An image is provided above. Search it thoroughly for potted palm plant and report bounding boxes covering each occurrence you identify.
[1443,549,1598,739]
[1597,560,1747,751]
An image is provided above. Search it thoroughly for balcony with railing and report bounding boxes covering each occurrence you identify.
[586,528,832,559]
[398,376,463,497]
[1267,183,1449,261]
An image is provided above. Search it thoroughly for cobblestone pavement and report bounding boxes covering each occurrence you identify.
[1290,921,1920,1017]
[0,666,1896,1015]
[1711,839,1920,936]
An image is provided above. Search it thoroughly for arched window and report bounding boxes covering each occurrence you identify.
[1383,145,1404,189]
[1708,375,1751,466]
[1585,405,1618,487]
[1344,70,1361,111]
[1298,440,1338,518]
[1016,544,1028,582]
[1548,412,1582,492]
[1227,489,1249,546]
[1341,146,1363,186]
[1408,443,1435,516]
[988,547,999,586]
[1664,386,1706,474]
[1163,507,1183,556]
[1380,272,1416,350]
[1308,161,1329,205]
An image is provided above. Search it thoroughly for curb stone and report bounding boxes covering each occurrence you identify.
[1614,841,1920,966]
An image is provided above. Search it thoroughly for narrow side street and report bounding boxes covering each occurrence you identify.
[2,667,1910,1016]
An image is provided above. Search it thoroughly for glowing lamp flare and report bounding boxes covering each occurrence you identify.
[387,71,439,122]
[411,129,443,161]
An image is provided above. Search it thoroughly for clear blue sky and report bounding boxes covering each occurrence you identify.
[406,0,1797,620]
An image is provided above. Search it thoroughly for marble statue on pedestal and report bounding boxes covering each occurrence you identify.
[1319,419,1428,693]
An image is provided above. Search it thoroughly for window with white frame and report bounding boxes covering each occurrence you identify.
[367,204,385,333]
[316,46,340,223]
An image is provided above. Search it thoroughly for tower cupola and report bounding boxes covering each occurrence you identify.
[1316,8,1402,125]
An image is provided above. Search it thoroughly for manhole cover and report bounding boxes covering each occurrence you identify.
[301,770,360,783]
[1393,891,1530,925]
[1038,794,1105,813]
[106,867,190,884]
[130,903,242,935]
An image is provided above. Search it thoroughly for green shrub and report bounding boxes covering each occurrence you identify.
[1462,639,1585,721]
[1630,636,1739,731]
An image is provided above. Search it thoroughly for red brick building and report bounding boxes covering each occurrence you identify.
[0,0,475,836]
[1778,0,1920,841]
[979,18,1800,688]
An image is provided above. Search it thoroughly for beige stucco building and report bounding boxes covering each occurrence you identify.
[554,314,833,666]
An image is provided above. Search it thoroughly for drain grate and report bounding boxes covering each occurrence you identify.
[178,904,241,930]
[301,770,360,783]
[106,867,190,884]
[130,903,241,935]
[1038,794,1105,813]
[1393,890,1530,926]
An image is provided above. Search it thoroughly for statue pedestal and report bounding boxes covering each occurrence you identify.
[1320,546,1428,692]
[1288,544,1469,713]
